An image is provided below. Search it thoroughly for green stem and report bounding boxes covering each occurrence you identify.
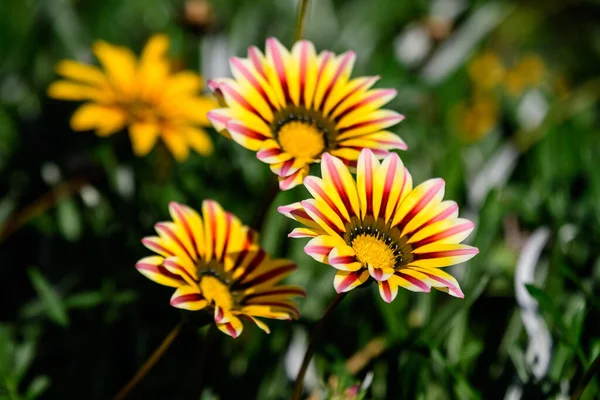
[571,352,600,400]
[294,0,310,42]
[113,322,183,400]
[292,292,347,400]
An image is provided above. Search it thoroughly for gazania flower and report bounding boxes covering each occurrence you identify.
[136,200,305,338]
[207,37,406,190]
[48,34,218,161]
[278,149,478,303]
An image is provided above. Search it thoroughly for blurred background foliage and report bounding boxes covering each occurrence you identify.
[1,0,600,399]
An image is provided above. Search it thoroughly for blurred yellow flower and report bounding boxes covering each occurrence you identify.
[503,54,545,96]
[455,95,498,142]
[48,34,218,161]
[468,51,505,90]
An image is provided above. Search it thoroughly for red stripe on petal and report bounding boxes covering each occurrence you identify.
[329,255,357,265]
[248,46,266,78]
[226,323,238,338]
[412,222,475,248]
[162,258,195,282]
[323,154,355,217]
[136,263,185,283]
[207,110,231,125]
[267,38,291,102]
[235,250,267,285]
[425,203,459,227]
[305,245,332,256]
[220,84,267,122]
[305,177,349,223]
[339,114,404,134]
[299,41,309,98]
[171,293,203,306]
[142,237,174,256]
[227,121,269,141]
[415,248,479,260]
[336,89,397,120]
[397,179,445,230]
[155,223,195,262]
[321,51,355,106]
[301,200,343,236]
[378,155,399,216]
[240,264,295,289]
[397,272,430,292]
[419,271,462,298]
[330,76,379,118]
[230,56,276,110]
[381,280,392,302]
[336,271,360,292]
[170,202,198,260]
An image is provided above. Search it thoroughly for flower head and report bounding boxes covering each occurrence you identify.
[207,37,406,190]
[137,200,305,338]
[468,51,505,91]
[278,149,478,303]
[48,34,218,161]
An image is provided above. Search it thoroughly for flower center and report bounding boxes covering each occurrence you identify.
[272,105,338,159]
[199,275,234,310]
[277,121,325,159]
[352,233,397,270]
[344,217,414,270]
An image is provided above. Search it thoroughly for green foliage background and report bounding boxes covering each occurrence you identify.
[1,0,599,399]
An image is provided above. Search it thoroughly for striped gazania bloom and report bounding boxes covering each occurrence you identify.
[278,149,478,303]
[136,200,305,338]
[207,37,406,190]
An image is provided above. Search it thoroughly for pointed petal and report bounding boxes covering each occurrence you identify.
[170,285,208,310]
[328,244,363,271]
[136,256,185,287]
[411,244,479,268]
[378,279,399,303]
[333,269,370,293]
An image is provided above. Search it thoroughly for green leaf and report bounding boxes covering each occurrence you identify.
[25,376,50,400]
[56,198,81,242]
[27,268,69,327]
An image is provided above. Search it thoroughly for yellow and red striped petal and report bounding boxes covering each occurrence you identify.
[289,227,321,238]
[207,108,234,133]
[162,256,197,286]
[277,202,324,236]
[320,152,361,218]
[168,202,206,260]
[391,271,431,293]
[332,88,397,126]
[304,235,343,263]
[135,256,185,287]
[314,51,356,112]
[411,244,479,268]
[408,218,475,249]
[328,244,363,271]
[257,139,292,164]
[372,152,412,221]
[141,236,174,258]
[356,149,381,220]
[333,269,370,293]
[239,259,296,291]
[407,266,464,298]
[217,314,244,338]
[226,119,270,151]
[367,264,395,281]
[170,285,208,310]
[270,158,306,178]
[301,199,346,240]
[391,178,445,235]
[291,40,318,109]
[378,279,399,303]
[337,110,405,140]
[243,286,306,303]
[279,165,310,191]
[155,221,197,263]
[230,56,279,112]
[240,304,297,320]
[303,176,351,224]
[338,130,408,151]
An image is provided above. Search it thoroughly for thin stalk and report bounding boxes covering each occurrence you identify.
[113,322,183,400]
[292,292,347,400]
[294,0,310,42]
[571,352,600,400]
[251,178,280,231]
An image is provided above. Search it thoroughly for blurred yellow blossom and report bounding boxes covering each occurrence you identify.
[454,95,499,142]
[503,54,546,96]
[468,51,505,90]
[48,34,218,161]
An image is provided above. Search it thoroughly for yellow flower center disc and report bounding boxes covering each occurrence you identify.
[277,121,325,160]
[352,233,397,271]
[199,275,234,310]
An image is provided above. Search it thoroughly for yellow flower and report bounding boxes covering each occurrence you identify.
[48,34,218,161]
[503,54,545,96]
[454,95,498,142]
[137,201,305,338]
[208,37,406,190]
[279,150,478,303]
[468,51,505,90]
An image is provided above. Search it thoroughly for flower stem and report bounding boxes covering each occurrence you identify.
[294,0,310,42]
[113,322,183,400]
[292,292,347,400]
[251,178,280,231]
[571,351,600,400]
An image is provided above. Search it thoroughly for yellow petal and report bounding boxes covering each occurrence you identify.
[70,104,126,136]
[55,60,107,86]
[129,122,160,156]
[92,40,138,99]
[161,128,190,161]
